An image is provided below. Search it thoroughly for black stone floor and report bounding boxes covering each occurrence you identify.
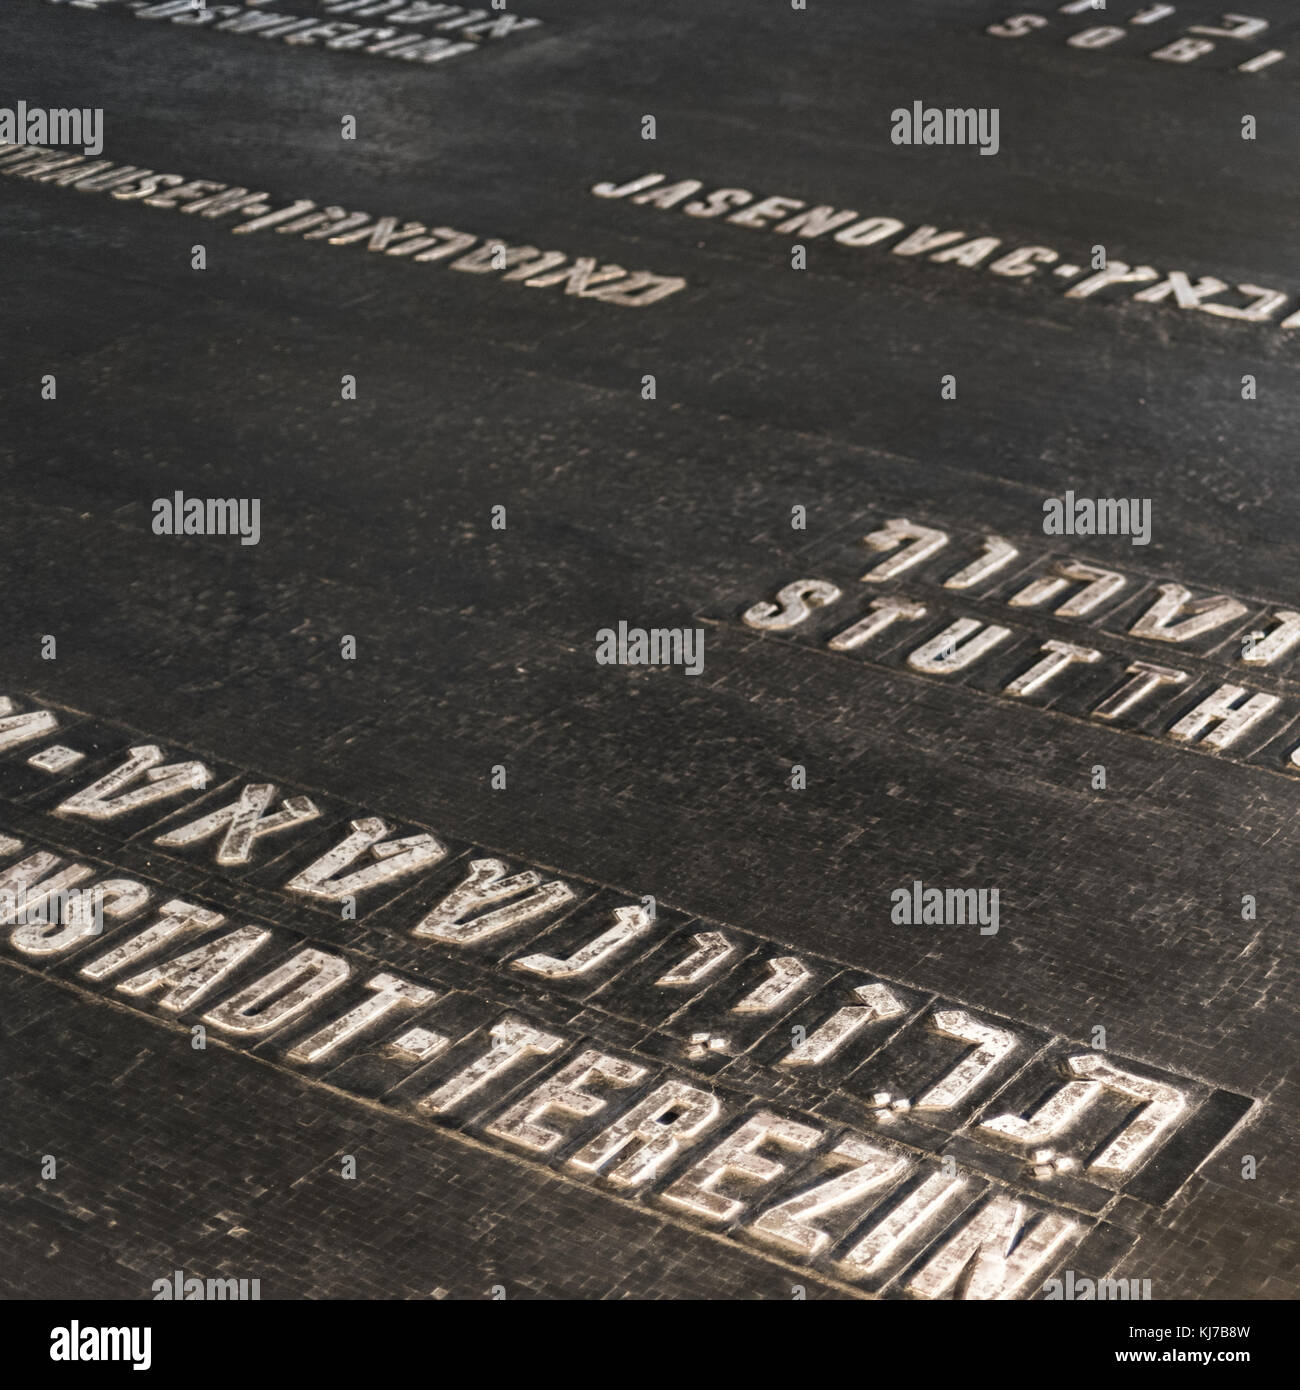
[1,0,1298,1300]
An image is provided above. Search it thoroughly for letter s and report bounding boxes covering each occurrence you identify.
[742,579,842,632]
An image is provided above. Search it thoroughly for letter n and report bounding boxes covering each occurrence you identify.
[906,1197,1082,1299]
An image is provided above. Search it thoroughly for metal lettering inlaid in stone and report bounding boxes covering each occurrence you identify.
[1064,261,1159,300]
[1008,559,1127,617]
[839,1171,970,1278]
[11,141,683,311]
[412,858,576,944]
[1238,49,1287,75]
[0,852,94,928]
[10,878,150,957]
[742,579,842,631]
[80,901,225,981]
[914,1010,1018,1110]
[1091,661,1187,720]
[1207,284,1288,324]
[522,259,636,296]
[390,1026,449,1062]
[1003,640,1101,698]
[827,598,927,653]
[980,1076,1100,1147]
[0,700,59,756]
[156,783,321,865]
[1187,15,1268,39]
[203,948,351,1035]
[907,618,1011,675]
[26,745,84,773]
[568,1079,721,1189]
[942,536,1019,590]
[417,1014,564,1114]
[286,973,436,1063]
[905,1197,1080,1300]
[1132,272,1230,309]
[1240,610,1300,666]
[780,983,906,1066]
[980,1052,1188,1178]
[484,1049,648,1154]
[115,926,272,1013]
[1129,583,1249,643]
[731,956,813,1014]
[0,694,1256,1247]
[1067,1055,1188,1177]
[1166,683,1280,749]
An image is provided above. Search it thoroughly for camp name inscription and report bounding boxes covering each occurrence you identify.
[727,514,1300,779]
[0,146,686,309]
[0,694,1254,1299]
[41,0,544,68]
[593,172,1300,336]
